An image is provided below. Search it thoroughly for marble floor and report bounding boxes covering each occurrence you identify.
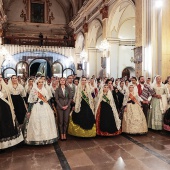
[1,130,170,170]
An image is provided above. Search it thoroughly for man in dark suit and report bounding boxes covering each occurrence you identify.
[55,78,72,140]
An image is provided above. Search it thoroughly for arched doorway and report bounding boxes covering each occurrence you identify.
[122,67,135,79]
[29,59,52,78]
[16,61,29,78]
[3,67,16,78]
[63,68,74,78]
[52,61,63,77]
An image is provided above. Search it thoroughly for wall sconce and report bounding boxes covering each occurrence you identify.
[20,10,26,22]
[49,12,55,24]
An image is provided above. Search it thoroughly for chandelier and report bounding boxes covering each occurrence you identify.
[96,39,110,52]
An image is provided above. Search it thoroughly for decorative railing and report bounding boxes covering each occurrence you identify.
[2,36,75,47]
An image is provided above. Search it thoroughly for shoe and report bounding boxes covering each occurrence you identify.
[63,134,67,140]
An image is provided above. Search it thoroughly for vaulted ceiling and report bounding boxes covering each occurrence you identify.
[0,0,86,38]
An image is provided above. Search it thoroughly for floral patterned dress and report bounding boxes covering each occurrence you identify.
[148,84,168,130]
[122,92,148,134]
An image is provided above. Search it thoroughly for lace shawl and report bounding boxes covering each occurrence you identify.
[95,88,121,130]
[74,82,94,114]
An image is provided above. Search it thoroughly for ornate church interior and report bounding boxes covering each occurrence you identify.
[0,0,170,170]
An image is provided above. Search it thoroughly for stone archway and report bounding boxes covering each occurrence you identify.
[122,66,135,79]
[88,19,102,48]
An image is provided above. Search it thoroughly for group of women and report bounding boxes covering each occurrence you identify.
[0,74,170,151]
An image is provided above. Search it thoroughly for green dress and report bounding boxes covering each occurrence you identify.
[148,85,168,130]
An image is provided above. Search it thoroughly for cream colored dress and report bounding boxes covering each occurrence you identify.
[24,87,58,145]
[122,92,148,134]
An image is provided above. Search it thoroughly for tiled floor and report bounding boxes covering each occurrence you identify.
[1,130,170,170]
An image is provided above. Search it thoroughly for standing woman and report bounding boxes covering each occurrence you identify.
[95,85,121,136]
[89,78,98,98]
[8,75,27,125]
[55,78,72,140]
[125,80,129,90]
[68,77,96,137]
[122,85,148,134]
[24,78,58,145]
[148,75,168,130]
[50,77,59,107]
[0,75,23,150]
[118,81,127,95]
[163,76,170,131]
[25,78,34,104]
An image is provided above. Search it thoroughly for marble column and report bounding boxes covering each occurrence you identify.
[142,0,163,79]
[108,39,119,78]
[135,0,143,77]
[162,0,170,80]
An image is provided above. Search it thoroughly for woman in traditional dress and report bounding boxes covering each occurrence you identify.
[118,81,127,95]
[50,77,59,108]
[24,78,58,145]
[41,76,53,99]
[125,80,129,90]
[122,85,148,134]
[90,78,98,98]
[163,76,170,131]
[0,75,23,150]
[95,84,121,136]
[112,87,124,113]
[68,77,96,137]
[8,75,27,125]
[148,75,169,130]
[25,78,34,104]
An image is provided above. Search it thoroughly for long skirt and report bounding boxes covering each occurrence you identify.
[11,95,27,125]
[0,99,23,149]
[148,98,163,130]
[24,102,58,145]
[68,99,96,137]
[163,108,170,131]
[96,101,121,136]
[122,103,148,134]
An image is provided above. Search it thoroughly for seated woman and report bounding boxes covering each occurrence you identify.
[0,75,23,150]
[24,78,58,145]
[122,85,148,134]
[95,84,121,136]
[68,77,96,137]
